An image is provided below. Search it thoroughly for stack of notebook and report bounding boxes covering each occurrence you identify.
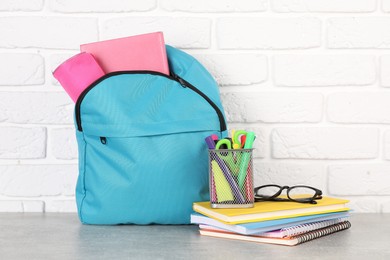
[191,196,351,246]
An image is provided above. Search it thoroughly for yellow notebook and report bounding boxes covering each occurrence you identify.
[193,196,349,224]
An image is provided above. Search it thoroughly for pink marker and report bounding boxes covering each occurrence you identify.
[245,162,254,202]
[211,134,219,141]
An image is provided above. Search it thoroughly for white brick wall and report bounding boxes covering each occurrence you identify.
[0,0,389,213]
[274,55,376,86]
[217,17,321,49]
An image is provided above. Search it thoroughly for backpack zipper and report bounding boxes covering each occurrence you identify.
[75,71,227,132]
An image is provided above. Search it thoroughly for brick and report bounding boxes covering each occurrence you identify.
[228,126,267,158]
[0,127,46,159]
[328,17,390,49]
[385,131,390,160]
[0,54,44,86]
[328,164,390,195]
[384,0,390,12]
[347,199,380,213]
[222,92,323,123]
[0,92,73,124]
[0,17,97,49]
[272,127,378,159]
[23,201,45,212]
[274,55,375,86]
[380,55,390,87]
[0,164,78,197]
[193,54,267,86]
[217,17,321,49]
[382,201,390,212]
[50,0,156,13]
[0,201,23,212]
[102,17,211,49]
[0,0,43,11]
[45,200,77,213]
[254,162,326,189]
[272,0,376,12]
[249,127,267,159]
[0,200,45,212]
[161,0,267,12]
[51,127,78,160]
[328,92,390,123]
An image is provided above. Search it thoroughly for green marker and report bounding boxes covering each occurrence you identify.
[237,132,255,190]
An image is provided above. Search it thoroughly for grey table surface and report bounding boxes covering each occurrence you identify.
[0,213,389,260]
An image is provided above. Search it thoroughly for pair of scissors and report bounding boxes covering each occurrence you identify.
[215,138,239,176]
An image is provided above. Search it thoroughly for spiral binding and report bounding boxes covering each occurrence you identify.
[295,221,351,245]
[283,217,348,237]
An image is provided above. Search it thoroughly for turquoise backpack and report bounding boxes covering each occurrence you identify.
[74,46,228,224]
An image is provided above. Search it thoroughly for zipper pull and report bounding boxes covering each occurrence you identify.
[172,73,187,88]
[100,137,107,145]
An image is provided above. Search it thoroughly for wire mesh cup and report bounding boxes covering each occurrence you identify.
[208,148,254,208]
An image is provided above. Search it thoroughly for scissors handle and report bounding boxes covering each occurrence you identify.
[233,130,247,148]
[215,138,232,150]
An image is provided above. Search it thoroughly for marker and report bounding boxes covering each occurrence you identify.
[205,135,216,149]
[237,132,255,190]
[243,132,255,149]
[231,129,236,147]
[240,135,246,148]
[211,134,219,141]
[244,161,254,202]
[211,160,234,202]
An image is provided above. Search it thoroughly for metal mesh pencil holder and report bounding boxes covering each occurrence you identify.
[208,149,254,208]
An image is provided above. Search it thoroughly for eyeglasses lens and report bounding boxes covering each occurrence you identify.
[288,187,317,200]
[256,186,281,198]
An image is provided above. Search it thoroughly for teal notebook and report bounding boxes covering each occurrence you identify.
[191,211,349,235]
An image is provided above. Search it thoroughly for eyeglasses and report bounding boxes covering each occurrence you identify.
[254,184,322,204]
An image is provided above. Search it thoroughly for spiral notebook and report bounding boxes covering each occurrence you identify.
[191,211,349,235]
[199,221,351,246]
[199,217,348,238]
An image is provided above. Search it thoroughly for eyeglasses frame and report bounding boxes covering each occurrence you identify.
[254,184,323,204]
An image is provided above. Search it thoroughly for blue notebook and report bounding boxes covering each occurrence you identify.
[191,211,350,235]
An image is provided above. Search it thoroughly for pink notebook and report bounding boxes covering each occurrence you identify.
[80,32,170,75]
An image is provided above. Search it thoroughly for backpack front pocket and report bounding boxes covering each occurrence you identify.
[77,129,216,224]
